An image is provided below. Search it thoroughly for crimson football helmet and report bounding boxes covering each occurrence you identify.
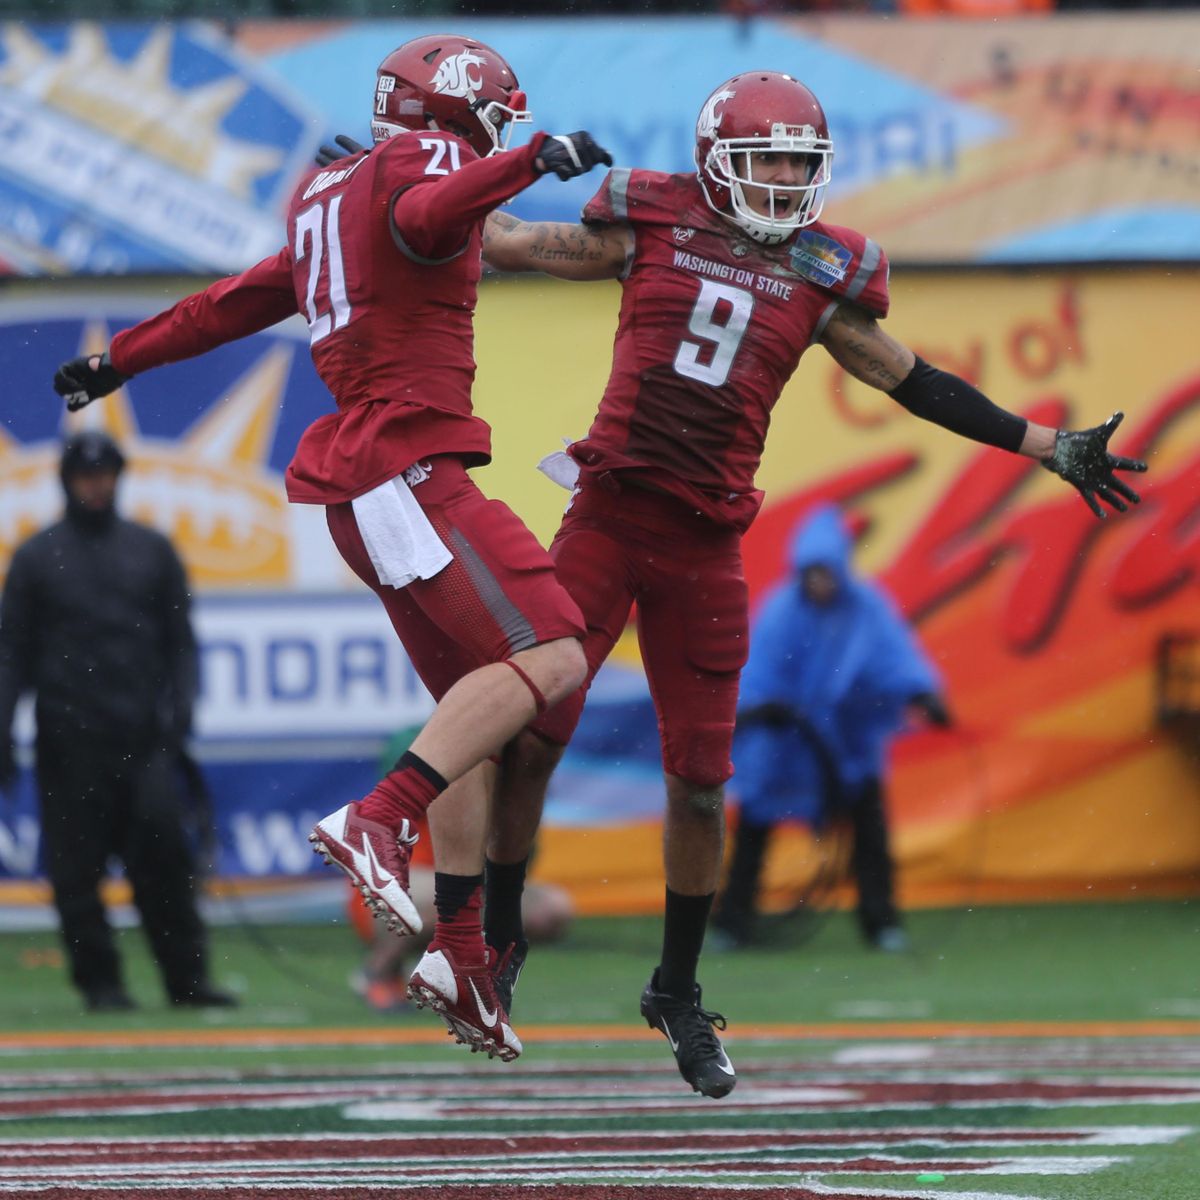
[372,34,531,158]
[694,72,834,245]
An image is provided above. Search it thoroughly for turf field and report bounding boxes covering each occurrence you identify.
[2,900,1198,1197]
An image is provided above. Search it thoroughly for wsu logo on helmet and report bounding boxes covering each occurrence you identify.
[697,88,735,139]
[430,49,487,102]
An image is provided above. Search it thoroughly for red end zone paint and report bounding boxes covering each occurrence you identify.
[0,1041,1195,1198]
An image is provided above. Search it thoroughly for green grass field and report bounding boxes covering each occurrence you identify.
[2,900,1198,1197]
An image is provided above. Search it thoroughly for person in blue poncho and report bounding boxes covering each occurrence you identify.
[714,503,950,951]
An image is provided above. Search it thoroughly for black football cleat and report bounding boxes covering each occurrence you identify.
[492,937,529,1017]
[640,968,736,1098]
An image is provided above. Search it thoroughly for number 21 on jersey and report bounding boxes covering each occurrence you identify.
[673,278,754,388]
[295,196,352,346]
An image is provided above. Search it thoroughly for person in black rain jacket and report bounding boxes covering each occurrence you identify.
[0,431,235,1012]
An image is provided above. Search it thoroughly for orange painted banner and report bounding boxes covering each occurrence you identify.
[470,267,1200,912]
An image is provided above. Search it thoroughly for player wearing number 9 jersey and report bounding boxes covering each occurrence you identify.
[480,69,1145,1099]
[51,34,615,1064]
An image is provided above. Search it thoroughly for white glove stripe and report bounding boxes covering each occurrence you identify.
[551,135,583,172]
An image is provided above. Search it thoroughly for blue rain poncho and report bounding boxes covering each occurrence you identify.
[733,504,940,826]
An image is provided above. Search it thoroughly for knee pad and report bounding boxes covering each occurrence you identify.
[663,727,734,796]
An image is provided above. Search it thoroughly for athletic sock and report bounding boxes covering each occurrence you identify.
[357,750,447,828]
[484,856,529,952]
[433,874,485,961]
[658,887,715,1000]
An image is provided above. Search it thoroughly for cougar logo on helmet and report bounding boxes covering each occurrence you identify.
[374,35,531,159]
[431,49,487,102]
[697,89,735,141]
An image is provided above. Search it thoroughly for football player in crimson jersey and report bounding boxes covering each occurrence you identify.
[52,34,613,1062]
[477,70,1147,1098]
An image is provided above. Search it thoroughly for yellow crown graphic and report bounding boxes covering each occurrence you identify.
[0,24,284,198]
[0,323,293,588]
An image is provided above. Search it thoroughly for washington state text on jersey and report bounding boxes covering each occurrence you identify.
[670,249,795,300]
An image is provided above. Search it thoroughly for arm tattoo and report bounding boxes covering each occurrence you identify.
[487,211,521,233]
[482,209,521,253]
[825,304,907,390]
[839,335,905,390]
[526,224,608,265]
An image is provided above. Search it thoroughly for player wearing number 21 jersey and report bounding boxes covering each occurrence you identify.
[480,69,1144,1100]
[52,33,616,1064]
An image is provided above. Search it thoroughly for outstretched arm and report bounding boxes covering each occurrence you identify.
[819,302,1146,517]
[483,211,631,280]
[54,249,298,410]
[395,132,611,260]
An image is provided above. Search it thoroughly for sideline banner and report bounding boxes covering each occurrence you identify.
[0,268,1198,920]
[1,15,1197,274]
[468,266,1200,911]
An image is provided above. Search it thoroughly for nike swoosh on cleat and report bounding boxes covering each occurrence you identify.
[659,1018,680,1054]
[353,837,394,893]
[469,979,499,1028]
[715,1050,736,1075]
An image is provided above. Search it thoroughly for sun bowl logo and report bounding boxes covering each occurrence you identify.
[697,88,735,140]
[0,24,322,275]
[431,49,486,103]
[789,229,853,286]
[0,312,333,591]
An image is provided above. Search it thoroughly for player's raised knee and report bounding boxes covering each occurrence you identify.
[503,637,586,715]
[516,636,586,708]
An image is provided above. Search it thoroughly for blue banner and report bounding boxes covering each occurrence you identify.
[2,16,1195,271]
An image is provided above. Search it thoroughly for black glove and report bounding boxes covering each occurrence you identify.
[737,701,797,730]
[1041,411,1147,519]
[315,134,366,168]
[53,351,130,412]
[911,692,952,728]
[536,132,612,181]
[0,738,16,795]
[176,750,218,873]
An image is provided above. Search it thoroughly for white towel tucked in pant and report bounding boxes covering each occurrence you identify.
[350,473,452,589]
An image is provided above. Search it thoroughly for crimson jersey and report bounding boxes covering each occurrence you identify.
[570,169,890,531]
[110,133,546,505]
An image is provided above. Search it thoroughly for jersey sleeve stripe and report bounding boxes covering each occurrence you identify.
[809,301,841,347]
[845,238,882,302]
[609,168,633,221]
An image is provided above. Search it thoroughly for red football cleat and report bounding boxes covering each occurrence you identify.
[408,942,522,1062]
[309,802,421,936]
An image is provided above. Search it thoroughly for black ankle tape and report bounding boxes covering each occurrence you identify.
[396,749,449,794]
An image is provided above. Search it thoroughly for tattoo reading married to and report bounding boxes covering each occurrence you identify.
[485,213,610,264]
[671,249,795,300]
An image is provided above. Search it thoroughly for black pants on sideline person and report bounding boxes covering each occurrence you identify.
[716,777,900,947]
[37,731,211,1006]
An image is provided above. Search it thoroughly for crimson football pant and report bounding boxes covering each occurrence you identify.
[532,473,748,790]
[326,455,585,702]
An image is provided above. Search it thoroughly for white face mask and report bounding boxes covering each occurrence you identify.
[702,124,834,245]
[471,96,533,156]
